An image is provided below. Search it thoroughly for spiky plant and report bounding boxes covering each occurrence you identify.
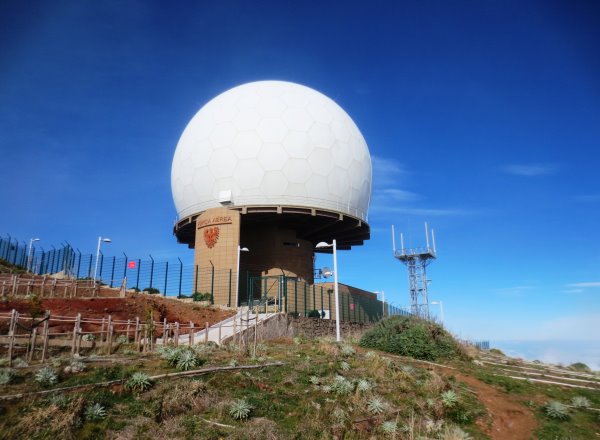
[293,336,303,345]
[331,375,354,395]
[176,350,199,371]
[340,344,355,357]
[424,418,443,433]
[441,390,459,408]
[339,361,351,371]
[440,425,472,440]
[82,334,95,342]
[571,396,591,408]
[47,393,70,409]
[356,378,373,393]
[165,347,184,366]
[309,375,321,385]
[400,364,414,374]
[367,396,387,414]
[545,401,569,420]
[85,403,107,421]
[380,420,398,434]
[229,399,252,420]
[321,384,332,393]
[69,360,86,373]
[116,335,129,344]
[365,351,377,359]
[35,367,58,387]
[228,359,238,367]
[332,407,347,424]
[0,368,16,385]
[13,358,28,368]
[126,372,153,392]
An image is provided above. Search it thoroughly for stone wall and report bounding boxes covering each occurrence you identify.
[289,316,373,340]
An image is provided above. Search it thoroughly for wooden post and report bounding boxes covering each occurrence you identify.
[253,313,258,358]
[126,319,131,342]
[51,278,56,297]
[107,324,114,355]
[1,281,6,298]
[28,327,38,362]
[7,309,17,367]
[134,317,140,343]
[174,322,179,347]
[41,316,50,362]
[71,313,81,355]
[100,318,106,343]
[189,322,194,346]
[12,275,18,296]
[218,322,222,345]
[106,315,112,346]
[163,318,167,342]
[41,275,46,297]
[204,322,209,344]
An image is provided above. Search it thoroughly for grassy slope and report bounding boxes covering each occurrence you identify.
[0,338,598,439]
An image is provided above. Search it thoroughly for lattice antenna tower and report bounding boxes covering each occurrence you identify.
[392,223,437,319]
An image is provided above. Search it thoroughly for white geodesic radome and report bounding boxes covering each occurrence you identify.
[171,81,372,221]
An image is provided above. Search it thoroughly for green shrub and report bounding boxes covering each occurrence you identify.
[359,316,466,362]
[307,309,321,318]
[0,368,16,385]
[192,292,213,302]
[143,287,160,294]
[85,403,107,421]
[569,362,591,372]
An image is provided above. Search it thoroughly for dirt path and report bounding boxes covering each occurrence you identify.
[453,372,537,440]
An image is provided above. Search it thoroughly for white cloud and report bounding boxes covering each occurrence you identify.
[537,314,600,341]
[567,282,600,288]
[492,285,536,296]
[503,163,557,176]
[371,155,406,187]
[561,289,584,294]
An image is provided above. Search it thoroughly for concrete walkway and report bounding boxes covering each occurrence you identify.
[157,307,276,346]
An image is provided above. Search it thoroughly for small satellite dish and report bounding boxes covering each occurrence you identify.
[322,267,333,278]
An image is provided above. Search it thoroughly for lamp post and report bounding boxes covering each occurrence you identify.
[93,237,111,281]
[316,239,340,342]
[431,300,444,325]
[235,245,249,308]
[27,238,40,272]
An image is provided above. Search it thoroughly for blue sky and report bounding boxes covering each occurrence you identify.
[1,1,599,360]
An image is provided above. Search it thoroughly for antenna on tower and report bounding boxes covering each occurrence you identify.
[393,222,437,320]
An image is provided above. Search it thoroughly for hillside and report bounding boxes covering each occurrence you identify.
[1,330,598,439]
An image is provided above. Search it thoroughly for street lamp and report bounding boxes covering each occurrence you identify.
[430,300,444,325]
[27,238,40,272]
[93,237,111,281]
[316,239,340,342]
[235,245,249,308]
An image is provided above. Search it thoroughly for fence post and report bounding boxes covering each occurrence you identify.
[109,256,115,288]
[174,322,179,347]
[122,253,128,283]
[189,322,194,346]
[204,322,209,344]
[294,280,298,315]
[7,309,17,366]
[149,255,154,289]
[71,313,81,355]
[136,258,141,290]
[164,261,169,297]
[194,265,198,294]
[178,258,183,298]
[41,315,50,362]
[228,269,232,307]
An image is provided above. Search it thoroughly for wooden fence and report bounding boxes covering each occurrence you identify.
[0,274,125,298]
[0,310,240,367]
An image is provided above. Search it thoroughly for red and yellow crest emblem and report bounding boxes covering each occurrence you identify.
[203,226,219,248]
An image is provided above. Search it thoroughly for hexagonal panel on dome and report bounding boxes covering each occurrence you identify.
[260,171,288,196]
[283,158,312,184]
[257,143,289,171]
[231,132,262,159]
[233,159,264,189]
[231,107,261,131]
[308,147,334,176]
[256,118,288,143]
[209,148,238,178]
[282,107,313,132]
[309,123,335,149]
[256,96,286,118]
[209,122,236,147]
[283,131,312,158]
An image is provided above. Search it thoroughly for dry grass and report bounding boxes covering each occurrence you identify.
[9,396,84,439]
[150,379,214,418]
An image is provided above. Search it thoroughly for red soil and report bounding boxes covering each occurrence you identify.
[0,295,234,334]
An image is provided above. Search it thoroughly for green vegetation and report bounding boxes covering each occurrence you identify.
[0,328,598,439]
[142,287,160,294]
[360,315,467,361]
[569,362,591,372]
[192,291,213,302]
